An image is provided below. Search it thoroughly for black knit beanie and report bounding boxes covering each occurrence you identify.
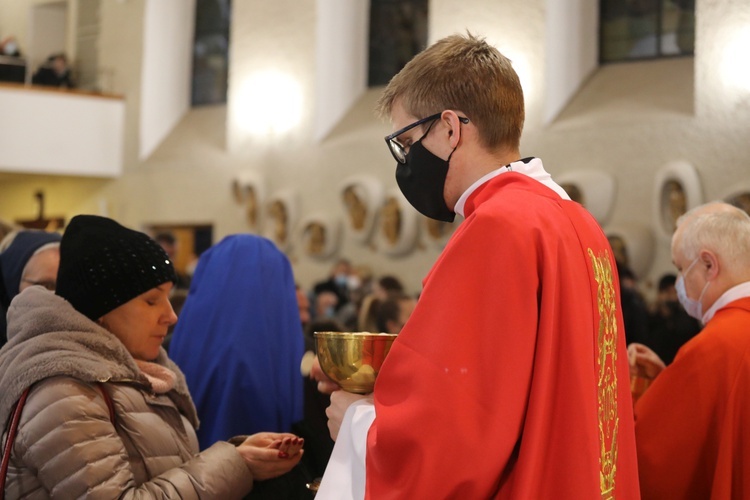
[55,215,176,321]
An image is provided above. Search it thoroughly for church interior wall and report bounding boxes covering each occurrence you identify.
[1,0,749,298]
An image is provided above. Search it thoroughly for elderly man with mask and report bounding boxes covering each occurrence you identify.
[0,230,61,345]
[629,201,750,499]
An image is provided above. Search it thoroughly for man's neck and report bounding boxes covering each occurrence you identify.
[460,148,521,191]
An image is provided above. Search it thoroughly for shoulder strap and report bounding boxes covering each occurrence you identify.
[0,383,115,498]
[0,387,31,499]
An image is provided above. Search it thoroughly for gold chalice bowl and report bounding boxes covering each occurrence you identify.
[314,332,398,394]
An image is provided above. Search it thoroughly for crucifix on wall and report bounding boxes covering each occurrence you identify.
[15,190,65,231]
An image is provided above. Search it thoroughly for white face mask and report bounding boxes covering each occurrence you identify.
[3,41,18,56]
[675,257,710,320]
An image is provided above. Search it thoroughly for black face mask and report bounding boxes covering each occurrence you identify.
[395,139,456,223]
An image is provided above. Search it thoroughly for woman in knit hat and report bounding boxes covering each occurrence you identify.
[0,215,303,498]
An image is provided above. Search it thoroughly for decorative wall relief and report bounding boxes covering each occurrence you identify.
[298,212,341,259]
[556,170,617,226]
[652,161,702,239]
[265,189,297,252]
[724,189,750,216]
[231,171,265,230]
[422,216,455,250]
[339,175,384,244]
[376,189,419,256]
[605,224,655,278]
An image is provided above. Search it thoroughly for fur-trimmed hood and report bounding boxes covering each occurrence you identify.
[0,286,198,427]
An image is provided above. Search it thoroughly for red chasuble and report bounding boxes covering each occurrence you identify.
[635,297,750,500]
[365,173,640,499]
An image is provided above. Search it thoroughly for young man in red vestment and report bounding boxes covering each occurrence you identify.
[314,33,640,499]
[629,202,750,499]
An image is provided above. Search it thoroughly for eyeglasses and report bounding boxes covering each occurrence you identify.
[21,278,56,291]
[384,112,470,164]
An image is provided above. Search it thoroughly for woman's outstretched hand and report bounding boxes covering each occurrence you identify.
[236,433,304,480]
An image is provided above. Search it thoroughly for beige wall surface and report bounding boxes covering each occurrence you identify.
[1,0,750,298]
[1,0,42,54]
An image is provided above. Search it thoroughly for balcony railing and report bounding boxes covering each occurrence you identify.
[0,82,125,177]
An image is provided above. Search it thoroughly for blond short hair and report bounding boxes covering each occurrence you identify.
[376,32,525,152]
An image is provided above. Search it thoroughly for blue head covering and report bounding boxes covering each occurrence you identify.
[167,234,304,450]
[1,230,62,342]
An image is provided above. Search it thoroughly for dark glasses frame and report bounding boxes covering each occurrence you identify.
[384,112,469,164]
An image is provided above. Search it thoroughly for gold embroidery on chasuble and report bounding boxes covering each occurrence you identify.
[588,248,619,499]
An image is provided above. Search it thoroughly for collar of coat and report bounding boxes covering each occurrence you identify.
[0,286,198,428]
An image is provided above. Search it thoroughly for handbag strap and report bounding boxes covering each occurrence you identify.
[0,383,115,498]
[0,387,30,498]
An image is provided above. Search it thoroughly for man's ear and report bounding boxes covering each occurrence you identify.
[441,111,462,148]
[701,250,720,280]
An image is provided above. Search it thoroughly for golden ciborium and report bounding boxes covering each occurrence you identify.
[314,332,398,394]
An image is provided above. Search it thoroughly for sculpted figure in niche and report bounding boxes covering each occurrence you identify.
[231,180,243,204]
[231,181,259,228]
[426,218,449,241]
[560,182,585,206]
[662,180,687,233]
[268,200,287,246]
[608,235,630,268]
[244,186,258,228]
[727,193,750,216]
[381,197,402,246]
[305,222,326,257]
[342,185,367,231]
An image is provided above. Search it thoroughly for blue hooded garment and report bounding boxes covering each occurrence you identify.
[1,230,62,343]
[168,234,304,450]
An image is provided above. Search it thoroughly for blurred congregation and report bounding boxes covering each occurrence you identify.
[2,0,750,498]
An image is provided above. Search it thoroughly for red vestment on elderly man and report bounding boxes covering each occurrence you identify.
[635,296,750,500]
[364,172,640,498]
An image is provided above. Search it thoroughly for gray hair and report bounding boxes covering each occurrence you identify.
[675,202,750,275]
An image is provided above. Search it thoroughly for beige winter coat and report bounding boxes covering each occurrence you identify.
[0,287,254,498]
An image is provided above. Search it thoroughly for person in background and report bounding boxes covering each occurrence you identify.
[296,284,313,350]
[0,229,61,345]
[350,264,374,307]
[31,53,74,88]
[313,290,339,322]
[169,234,305,446]
[645,272,701,364]
[296,318,346,490]
[357,275,405,332]
[169,234,308,499]
[161,288,188,352]
[0,219,17,242]
[618,261,650,345]
[317,33,639,498]
[374,291,417,334]
[0,36,21,57]
[312,259,353,313]
[629,202,750,499]
[0,215,302,498]
[154,231,192,290]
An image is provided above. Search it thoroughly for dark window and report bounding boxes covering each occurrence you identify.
[192,0,231,106]
[600,0,695,63]
[368,0,428,87]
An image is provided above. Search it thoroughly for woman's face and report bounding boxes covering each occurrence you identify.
[99,282,177,361]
